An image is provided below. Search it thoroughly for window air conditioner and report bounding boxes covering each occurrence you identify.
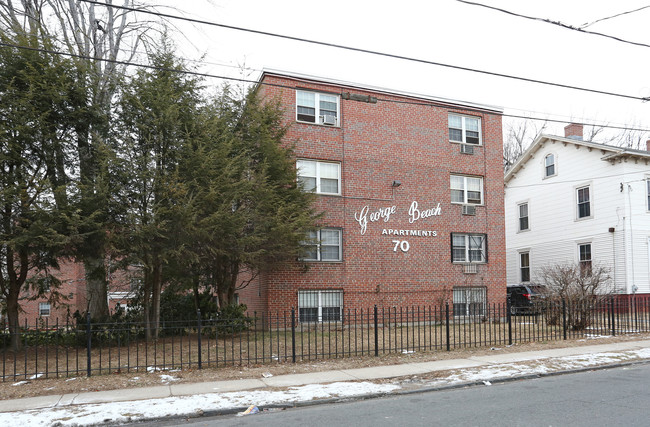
[462,205,476,216]
[321,115,337,126]
[460,144,474,154]
[463,264,478,274]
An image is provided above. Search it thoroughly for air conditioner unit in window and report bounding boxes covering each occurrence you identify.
[460,144,474,154]
[321,115,337,126]
[462,205,476,216]
[463,264,478,274]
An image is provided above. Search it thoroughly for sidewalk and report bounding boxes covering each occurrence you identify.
[2,338,650,424]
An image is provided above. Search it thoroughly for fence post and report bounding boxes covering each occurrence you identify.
[445,303,450,351]
[197,309,202,370]
[610,297,616,337]
[562,300,567,340]
[291,309,296,363]
[86,312,92,377]
[374,305,379,357]
[507,296,512,346]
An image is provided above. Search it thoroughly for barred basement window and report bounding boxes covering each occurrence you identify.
[452,287,486,316]
[298,290,342,322]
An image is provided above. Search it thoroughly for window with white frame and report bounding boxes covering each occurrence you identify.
[544,154,556,177]
[296,160,341,195]
[302,228,342,262]
[453,287,486,316]
[518,202,529,231]
[579,243,592,276]
[450,175,483,205]
[577,186,591,219]
[451,233,486,263]
[296,90,339,125]
[298,290,342,322]
[39,302,51,317]
[520,251,530,282]
[448,114,481,145]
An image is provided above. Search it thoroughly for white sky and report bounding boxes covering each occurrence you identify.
[145,0,650,141]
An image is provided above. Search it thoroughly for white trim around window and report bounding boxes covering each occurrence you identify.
[517,202,529,232]
[576,184,592,220]
[448,114,482,145]
[297,160,341,195]
[451,233,487,263]
[450,175,484,205]
[296,90,340,126]
[544,153,556,178]
[39,302,51,317]
[519,250,530,283]
[302,228,342,262]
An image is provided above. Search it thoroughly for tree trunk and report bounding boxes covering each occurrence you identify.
[84,254,109,320]
[150,260,162,340]
[6,282,22,352]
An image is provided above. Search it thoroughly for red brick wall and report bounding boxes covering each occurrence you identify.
[252,73,506,314]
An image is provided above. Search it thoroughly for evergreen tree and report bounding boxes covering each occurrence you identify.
[0,31,75,350]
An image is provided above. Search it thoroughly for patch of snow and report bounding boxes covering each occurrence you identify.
[12,381,29,387]
[28,373,44,380]
[159,375,178,383]
[65,378,76,382]
[0,381,399,426]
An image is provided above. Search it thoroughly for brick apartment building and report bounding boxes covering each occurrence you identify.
[9,70,506,325]
[239,70,506,321]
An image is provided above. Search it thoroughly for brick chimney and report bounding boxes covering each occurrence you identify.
[564,123,583,140]
[646,140,650,152]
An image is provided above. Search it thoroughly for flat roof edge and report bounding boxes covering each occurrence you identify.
[260,69,503,114]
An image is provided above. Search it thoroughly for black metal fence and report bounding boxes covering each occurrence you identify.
[2,297,650,382]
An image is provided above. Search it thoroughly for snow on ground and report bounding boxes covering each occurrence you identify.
[2,348,649,427]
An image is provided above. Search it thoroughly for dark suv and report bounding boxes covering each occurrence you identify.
[507,284,547,314]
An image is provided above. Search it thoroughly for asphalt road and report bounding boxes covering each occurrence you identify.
[138,362,650,426]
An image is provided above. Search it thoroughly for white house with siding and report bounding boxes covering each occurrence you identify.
[504,124,650,296]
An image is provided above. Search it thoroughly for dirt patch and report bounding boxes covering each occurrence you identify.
[1,333,647,401]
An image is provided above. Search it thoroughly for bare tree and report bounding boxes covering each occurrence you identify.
[0,1,161,320]
[540,263,613,330]
[503,118,546,172]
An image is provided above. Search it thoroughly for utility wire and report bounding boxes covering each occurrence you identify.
[456,0,650,49]
[581,5,650,28]
[1,40,650,134]
[77,0,650,102]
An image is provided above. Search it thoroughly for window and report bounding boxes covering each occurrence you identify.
[449,114,481,145]
[296,90,339,125]
[451,233,486,263]
[450,175,483,205]
[579,243,592,276]
[453,287,486,316]
[297,160,341,195]
[39,302,51,317]
[577,186,591,219]
[518,203,529,231]
[544,154,556,177]
[520,251,530,282]
[646,179,650,211]
[303,228,342,261]
[298,290,342,322]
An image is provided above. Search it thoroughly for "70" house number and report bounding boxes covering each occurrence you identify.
[392,240,410,252]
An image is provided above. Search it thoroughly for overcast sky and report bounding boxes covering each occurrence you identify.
[151,0,650,142]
